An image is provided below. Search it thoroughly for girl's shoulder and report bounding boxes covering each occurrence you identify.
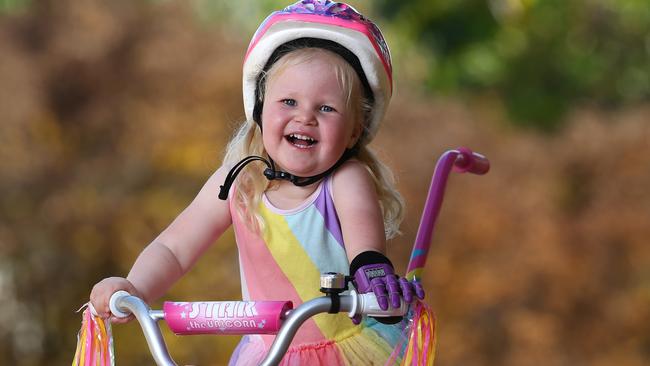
[332,159,372,181]
[330,159,377,203]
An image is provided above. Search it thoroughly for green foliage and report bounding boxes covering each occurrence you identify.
[375,0,650,130]
[0,0,30,14]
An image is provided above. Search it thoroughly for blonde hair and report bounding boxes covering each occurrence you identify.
[224,47,404,238]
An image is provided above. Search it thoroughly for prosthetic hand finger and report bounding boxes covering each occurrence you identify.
[370,277,389,311]
[398,277,414,303]
[386,275,402,308]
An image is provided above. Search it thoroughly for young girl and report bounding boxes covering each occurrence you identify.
[90,1,424,364]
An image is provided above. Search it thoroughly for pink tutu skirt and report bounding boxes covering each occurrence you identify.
[228,320,403,366]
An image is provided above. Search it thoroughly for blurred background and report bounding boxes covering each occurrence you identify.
[0,0,648,365]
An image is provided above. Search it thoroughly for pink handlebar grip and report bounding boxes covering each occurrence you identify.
[454,147,490,175]
[164,300,293,335]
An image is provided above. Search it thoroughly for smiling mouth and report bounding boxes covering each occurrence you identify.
[285,133,318,148]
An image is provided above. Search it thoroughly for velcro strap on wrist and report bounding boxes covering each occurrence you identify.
[349,251,393,275]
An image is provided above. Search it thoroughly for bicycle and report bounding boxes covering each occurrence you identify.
[107,147,490,366]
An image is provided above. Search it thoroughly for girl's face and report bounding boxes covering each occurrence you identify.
[261,52,361,179]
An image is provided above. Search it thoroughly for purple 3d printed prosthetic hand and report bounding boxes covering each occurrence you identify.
[350,251,425,324]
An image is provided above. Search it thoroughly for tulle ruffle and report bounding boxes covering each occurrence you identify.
[229,320,403,366]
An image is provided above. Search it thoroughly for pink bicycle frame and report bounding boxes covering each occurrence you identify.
[405,147,489,281]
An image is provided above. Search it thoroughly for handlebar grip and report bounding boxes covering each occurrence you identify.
[355,293,408,317]
[109,290,133,318]
[454,147,490,175]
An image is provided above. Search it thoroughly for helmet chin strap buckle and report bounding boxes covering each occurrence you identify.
[263,168,295,182]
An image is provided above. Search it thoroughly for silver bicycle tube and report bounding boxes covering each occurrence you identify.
[111,293,178,366]
[258,295,356,366]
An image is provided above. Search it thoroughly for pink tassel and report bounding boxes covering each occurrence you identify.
[386,300,436,366]
[73,304,115,366]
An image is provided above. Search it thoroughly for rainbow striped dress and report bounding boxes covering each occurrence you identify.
[228,176,403,365]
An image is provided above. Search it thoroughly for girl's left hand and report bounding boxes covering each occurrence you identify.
[353,263,425,310]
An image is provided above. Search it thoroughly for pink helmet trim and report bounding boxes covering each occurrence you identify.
[245,13,393,91]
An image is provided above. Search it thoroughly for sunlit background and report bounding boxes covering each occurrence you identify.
[1,0,648,365]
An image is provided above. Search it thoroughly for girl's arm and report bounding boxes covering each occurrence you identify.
[90,166,232,317]
[331,160,387,261]
[127,166,232,302]
[332,161,424,313]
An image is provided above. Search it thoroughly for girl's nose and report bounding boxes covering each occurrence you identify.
[294,107,317,125]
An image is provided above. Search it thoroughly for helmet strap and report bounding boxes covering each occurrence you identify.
[218,147,357,200]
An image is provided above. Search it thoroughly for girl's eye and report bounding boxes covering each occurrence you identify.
[282,99,296,106]
[320,105,336,112]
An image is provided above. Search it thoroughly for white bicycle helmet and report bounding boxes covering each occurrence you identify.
[242,0,393,143]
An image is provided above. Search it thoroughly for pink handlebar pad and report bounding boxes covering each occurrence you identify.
[164,300,293,335]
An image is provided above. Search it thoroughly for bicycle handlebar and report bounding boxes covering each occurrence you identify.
[109,291,174,365]
[109,289,407,366]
